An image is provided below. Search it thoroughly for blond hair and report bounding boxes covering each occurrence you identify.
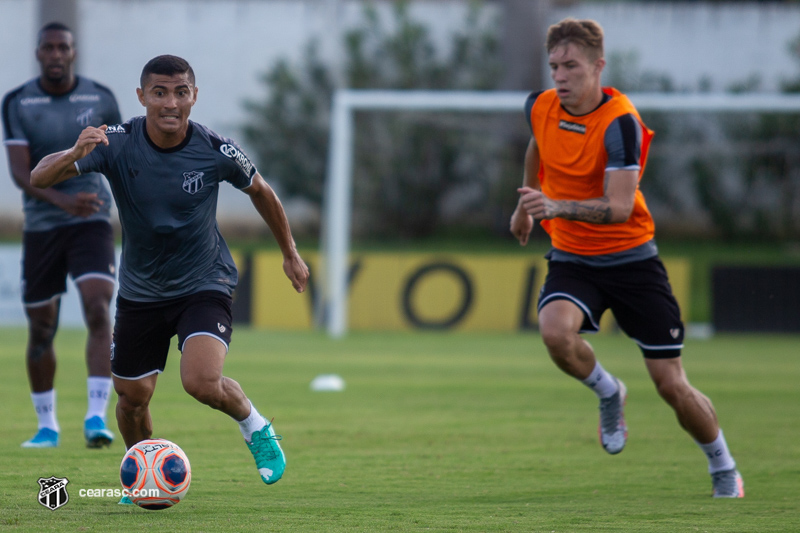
[546,18,604,61]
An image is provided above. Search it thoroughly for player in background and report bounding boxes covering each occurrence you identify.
[31,55,308,501]
[2,22,120,449]
[510,18,744,498]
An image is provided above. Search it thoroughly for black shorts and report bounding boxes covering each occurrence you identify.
[111,290,234,380]
[537,257,684,359]
[22,221,116,306]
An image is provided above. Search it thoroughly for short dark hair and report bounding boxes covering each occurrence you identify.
[140,55,195,89]
[38,22,72,46]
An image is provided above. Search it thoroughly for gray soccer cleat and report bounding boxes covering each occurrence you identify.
[712,469,744,498]
[598,378,627,454]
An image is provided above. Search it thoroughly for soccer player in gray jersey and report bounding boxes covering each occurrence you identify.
[32,55,309,496]
[2,23,120,449]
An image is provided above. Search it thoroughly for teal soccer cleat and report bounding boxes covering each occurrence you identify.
[84,416,114,448]
[246,421,286,485]
[21,427,59,448]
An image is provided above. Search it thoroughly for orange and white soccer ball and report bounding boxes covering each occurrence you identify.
[120,438,191,510]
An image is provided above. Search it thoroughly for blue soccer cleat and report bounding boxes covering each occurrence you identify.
[21,427,59,448]
[246,421,286,485]
[118,495,133,505]
[84,416,114,448]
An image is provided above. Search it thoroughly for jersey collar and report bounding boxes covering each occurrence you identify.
[142,120,194,153]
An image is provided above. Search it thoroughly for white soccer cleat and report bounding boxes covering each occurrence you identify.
[712,469,744,498]
[598,379,627,455]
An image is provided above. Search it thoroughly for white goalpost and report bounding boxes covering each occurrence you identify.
[321,89,800,338]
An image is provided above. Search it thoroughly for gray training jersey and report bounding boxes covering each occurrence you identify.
[2,76,121,231]
[75,117,256,301]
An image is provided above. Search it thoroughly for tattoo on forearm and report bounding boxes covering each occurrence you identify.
[555,198,613,224]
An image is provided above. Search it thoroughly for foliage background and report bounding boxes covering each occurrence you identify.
[241,1,800,243]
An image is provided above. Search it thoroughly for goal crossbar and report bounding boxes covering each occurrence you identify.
[321,89,800,337]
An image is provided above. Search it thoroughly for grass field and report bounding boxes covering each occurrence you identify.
[1,327,798,532]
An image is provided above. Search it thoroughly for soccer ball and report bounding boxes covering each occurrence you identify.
[120,438,191,510]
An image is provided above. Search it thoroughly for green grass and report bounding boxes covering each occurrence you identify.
[1,328,798,531]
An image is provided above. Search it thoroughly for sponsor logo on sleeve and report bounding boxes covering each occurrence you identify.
[219,143,254,177]
[105,124,128,134]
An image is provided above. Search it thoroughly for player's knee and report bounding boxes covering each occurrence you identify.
[654,376,689,406]
[182,377,222,408]
[81,294,111,329]
[84,304,111,333]
[28,324,57,352]
[539,324,574,356]
[116,390,150,415]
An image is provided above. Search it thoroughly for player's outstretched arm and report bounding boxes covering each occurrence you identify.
[31,125,109,189]
[244,173,310,293]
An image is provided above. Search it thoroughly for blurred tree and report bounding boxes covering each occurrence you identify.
[605,34,800,242]
[688,29,800,241]
[242,0,502,239]
[242,44,333,205]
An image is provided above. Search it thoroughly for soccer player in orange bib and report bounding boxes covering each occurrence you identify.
[510,18,743,498]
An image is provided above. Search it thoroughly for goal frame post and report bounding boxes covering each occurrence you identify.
[321,89,800,337]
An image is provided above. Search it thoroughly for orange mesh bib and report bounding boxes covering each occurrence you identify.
[531,87,655,255]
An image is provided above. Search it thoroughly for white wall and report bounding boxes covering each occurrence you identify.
[553,2,800,93]
[1,0,799,226]
[0,0,485,223]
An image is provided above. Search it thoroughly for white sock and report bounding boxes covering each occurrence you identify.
[86,376,113,422]
[31,390,59,432]
[697,429,736,474]
[581,362,619,399]
[237,401,267,442]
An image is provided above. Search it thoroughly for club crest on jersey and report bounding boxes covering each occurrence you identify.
[219,143,254,176]
[182,171,205,195]
[76,107,95,127]
[558,120,587,134]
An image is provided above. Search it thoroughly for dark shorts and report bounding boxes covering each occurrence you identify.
[111,290,234,380]
[537,257,684,359]
[22,220,116,306]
